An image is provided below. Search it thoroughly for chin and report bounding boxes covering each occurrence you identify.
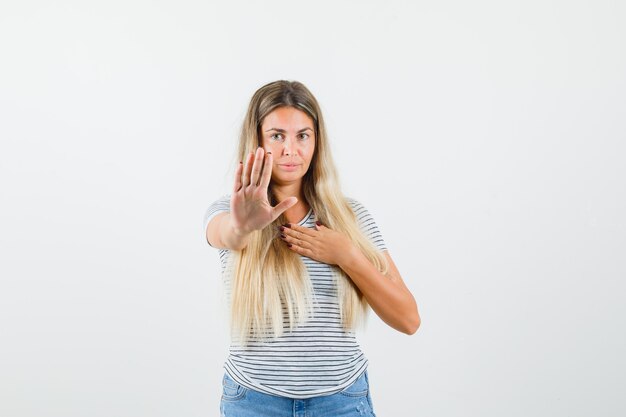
[272,174,305,184]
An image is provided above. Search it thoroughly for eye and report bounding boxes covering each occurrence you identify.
[298,133,309,140]
[270,133,284,141]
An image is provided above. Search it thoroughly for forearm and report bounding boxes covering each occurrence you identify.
[338,248,419,334]
[218,213,252,251]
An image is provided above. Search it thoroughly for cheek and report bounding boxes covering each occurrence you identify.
[304,143,315,161]
[261,141,275,153]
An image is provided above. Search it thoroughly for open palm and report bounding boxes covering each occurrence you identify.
[230,147,297,235]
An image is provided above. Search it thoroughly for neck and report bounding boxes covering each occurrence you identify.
[271,181,309,222]
[271,181,305,204]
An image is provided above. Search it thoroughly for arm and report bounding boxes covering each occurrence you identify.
[279,223,420,335]
[206,212,252,251]
[339,249,420,335]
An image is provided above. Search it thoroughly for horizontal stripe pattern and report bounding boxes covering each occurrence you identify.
[202,194,387,398]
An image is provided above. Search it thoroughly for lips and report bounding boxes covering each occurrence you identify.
[278,163,301,171]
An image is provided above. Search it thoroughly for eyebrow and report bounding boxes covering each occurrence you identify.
[264,127,313,133]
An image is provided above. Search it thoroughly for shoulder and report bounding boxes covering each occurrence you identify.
[207,193,231,209]
[202,194,231,231]
[345,197,371,219]
[204,194,231,214]
[345,196,364,210]
[344,197,388,251]
[215,193,232,203]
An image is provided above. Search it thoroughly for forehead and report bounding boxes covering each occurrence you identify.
[261,106,314,129]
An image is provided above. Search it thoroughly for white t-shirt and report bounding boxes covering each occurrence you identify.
[203,194,387,399]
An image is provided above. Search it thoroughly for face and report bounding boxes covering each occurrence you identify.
[260,106,316,187]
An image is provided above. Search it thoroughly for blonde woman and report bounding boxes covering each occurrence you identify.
[203,80,420,417]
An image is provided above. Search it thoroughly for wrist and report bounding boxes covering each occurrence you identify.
[232,224,246,236]
[231,224,251,239]
[338,243,361,270]
[225,215,252,250]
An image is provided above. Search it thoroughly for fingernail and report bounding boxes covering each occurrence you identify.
[280,233,286,239]
[267,152,272,155]
[315,220,322,226]
[279,226,285,232]
[283,223,291,228]
[287,243,292,247]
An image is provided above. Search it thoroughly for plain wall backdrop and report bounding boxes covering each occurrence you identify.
[1,1,624,416]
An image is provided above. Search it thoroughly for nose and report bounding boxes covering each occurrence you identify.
[283,136,296,156]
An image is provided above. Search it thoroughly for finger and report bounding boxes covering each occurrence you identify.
[281,227,309,244]
[271,197,298,221]
[258,151,273,190]
[280,232,313,249]
[242,151,255,187]
[233,161,243,192]
[286,242,314,258]
[250,147,264,187]
[286,223,318,238]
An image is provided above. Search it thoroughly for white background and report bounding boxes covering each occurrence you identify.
[1,1,624,416]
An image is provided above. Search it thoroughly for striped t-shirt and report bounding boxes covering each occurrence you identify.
[202,194,387,399]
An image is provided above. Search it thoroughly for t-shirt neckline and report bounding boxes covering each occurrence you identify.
[297,208,313,226]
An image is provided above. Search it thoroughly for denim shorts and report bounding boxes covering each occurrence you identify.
[220,370,377,417]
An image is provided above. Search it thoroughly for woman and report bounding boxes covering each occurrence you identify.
[203,80,420,417]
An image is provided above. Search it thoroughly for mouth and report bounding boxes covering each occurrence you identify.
[278,163,301,171]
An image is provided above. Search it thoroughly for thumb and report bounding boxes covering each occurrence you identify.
[272,197,298,219]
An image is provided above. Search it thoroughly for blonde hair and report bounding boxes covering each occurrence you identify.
[229,80,389,346]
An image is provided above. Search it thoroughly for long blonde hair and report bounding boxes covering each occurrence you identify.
[229,80,389,346]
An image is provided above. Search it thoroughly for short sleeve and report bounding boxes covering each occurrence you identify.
[347,198,388,252]
[202,194,231,246]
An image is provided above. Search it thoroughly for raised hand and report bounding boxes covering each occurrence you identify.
[230,147,297,236]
